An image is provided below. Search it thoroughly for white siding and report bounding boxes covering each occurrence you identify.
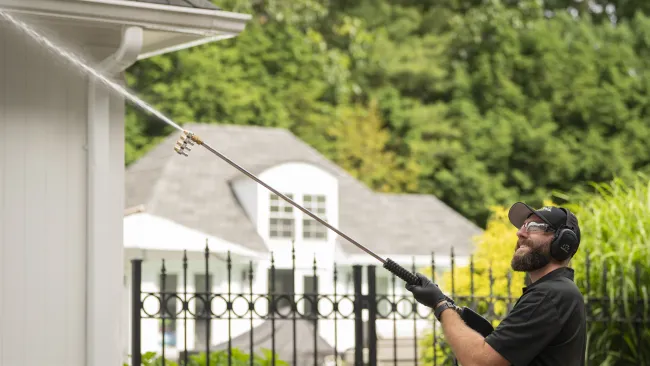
[0,23,125,366]
[0,22,87,366]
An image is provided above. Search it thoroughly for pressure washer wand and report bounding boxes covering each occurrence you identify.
[175,131,420,285]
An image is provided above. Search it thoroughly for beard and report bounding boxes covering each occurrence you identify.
[511,237,552,272]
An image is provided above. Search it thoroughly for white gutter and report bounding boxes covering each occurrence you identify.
[86,26,143,366]
[137,33,236,60]
[0,0,251,36]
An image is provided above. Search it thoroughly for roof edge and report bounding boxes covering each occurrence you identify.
[0,0,252,36]
[131,0,221,11]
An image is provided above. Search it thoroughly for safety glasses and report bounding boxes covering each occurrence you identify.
[522,221,555,233]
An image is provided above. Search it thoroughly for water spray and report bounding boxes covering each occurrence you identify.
[0,8,495,336]
[0,10,184,132]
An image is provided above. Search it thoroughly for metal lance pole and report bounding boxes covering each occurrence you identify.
[174,130,419,285]
[175,131,495,338]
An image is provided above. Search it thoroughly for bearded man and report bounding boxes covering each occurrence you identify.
[406,202,587,366]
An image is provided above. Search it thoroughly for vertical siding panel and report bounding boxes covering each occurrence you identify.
[0,21,6,366]
[66,57,87,366]
[23,30,48,365]
[44,38,67,364]
[3,25,27,366]
[38,38,63,365]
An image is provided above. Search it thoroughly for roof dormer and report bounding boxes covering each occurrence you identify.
[242,161,339,244]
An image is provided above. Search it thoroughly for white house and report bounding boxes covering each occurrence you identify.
[123,123,484,363]
[0,1,251,366]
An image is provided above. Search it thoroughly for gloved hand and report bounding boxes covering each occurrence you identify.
[405,273,453,309]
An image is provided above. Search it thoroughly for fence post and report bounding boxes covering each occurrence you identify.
[367,266,377,366]
[131,259,142,366]
[353,265,364,365]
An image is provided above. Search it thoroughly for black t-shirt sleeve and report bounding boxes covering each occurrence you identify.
[484,289,561,366]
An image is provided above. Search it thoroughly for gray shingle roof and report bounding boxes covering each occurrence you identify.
[125,123,483,256]
[127,0,220,10]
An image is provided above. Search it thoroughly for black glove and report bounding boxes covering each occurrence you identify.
[405,273,453,309]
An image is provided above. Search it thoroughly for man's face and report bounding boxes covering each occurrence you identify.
[511,215,555,272]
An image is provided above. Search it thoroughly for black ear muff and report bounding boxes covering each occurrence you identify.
[550,209,579,261]
[550,228,578,261]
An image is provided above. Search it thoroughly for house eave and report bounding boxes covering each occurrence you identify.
[0,0,252,59]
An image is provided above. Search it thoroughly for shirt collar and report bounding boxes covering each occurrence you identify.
[522,267,575,294]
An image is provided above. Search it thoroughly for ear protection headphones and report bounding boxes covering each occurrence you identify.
[549,208,579,261]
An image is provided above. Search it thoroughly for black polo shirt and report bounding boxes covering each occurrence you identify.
[484,267,587,366]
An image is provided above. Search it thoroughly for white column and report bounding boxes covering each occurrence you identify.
[86,80,122,366]
[86,26,142,366]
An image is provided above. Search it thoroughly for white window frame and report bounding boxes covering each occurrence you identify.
[302,194,328,240]
[269,193,295,239]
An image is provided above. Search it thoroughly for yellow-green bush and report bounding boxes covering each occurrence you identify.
[123,348,288,366]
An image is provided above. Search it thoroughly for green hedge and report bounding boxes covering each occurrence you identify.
[124,348,288,366]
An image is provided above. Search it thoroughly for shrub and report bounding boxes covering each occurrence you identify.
[124,348,288,366]
[564,174,650,365]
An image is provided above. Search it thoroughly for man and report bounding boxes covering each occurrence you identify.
[406,202,587,366]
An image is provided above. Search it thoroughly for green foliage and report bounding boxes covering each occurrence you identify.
[307,99,420,192]
[124,348,287,366]
[565,173,650,365]
[124,17,350,164]
[123,351,176,366]
[124,0,650,228]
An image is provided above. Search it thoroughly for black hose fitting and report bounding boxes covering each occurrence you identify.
[383,258,419,285]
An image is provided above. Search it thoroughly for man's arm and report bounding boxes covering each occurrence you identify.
[406,273,562,366]
[437,305,510,366]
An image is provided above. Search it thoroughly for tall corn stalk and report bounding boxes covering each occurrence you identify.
[563,173,650,365]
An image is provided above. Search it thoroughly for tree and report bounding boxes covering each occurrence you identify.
[307,99,420,193]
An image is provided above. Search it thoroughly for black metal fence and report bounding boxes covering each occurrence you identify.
[129,245,649,366]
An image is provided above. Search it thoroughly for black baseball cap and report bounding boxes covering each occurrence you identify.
[508,202,581,243]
